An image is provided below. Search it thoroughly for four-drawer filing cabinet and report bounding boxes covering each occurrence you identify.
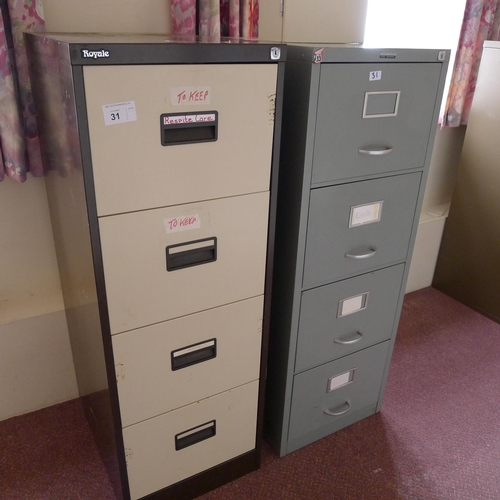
[26,33,285,499]
[265,45,449,456]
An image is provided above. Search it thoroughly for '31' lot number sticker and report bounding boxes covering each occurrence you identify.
[102,101,137,126]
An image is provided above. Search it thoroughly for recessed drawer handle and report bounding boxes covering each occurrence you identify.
[161,111,218,147]
[345,246,377,259]
[358,147,393,156]
[324,400,351,417]
[334,331,363,345]
[171,338,217,371]
[166,237,217,271]
[175,420,216,451]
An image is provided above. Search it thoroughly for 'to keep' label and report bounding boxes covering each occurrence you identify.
[164,214,201,234]
[170,87,211,106]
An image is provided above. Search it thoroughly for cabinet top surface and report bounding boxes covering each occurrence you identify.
[286,44,450,64]
[484,41,500,49]
[24,33,287,65]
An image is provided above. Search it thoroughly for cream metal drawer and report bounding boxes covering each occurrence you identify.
[113,296,263,427]
[312,62,441,184]
[83,64,277,216]
[123,380,259,500]
[296,264,404,372]
[288,342,390,449]
[303,172,421,288]
[99,192,269,334]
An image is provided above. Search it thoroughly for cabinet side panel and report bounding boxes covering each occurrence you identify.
[265,60,316,456]
[434,45,500,323]
[26,34,126,500]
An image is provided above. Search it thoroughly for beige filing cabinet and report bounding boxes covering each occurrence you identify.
[26,33,285,500]
[259,0,368,43]
[434,41,500,323]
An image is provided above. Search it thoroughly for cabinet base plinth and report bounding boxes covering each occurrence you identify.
[139,450,259,500]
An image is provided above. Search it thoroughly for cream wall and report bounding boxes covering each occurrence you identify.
[43,0,171,33]
[1,0,463,420]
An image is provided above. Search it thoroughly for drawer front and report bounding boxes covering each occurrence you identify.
[296,264,404,372]
[99,192,269,334]
[303,173,420,288]
[288,342,389,443]
[312,62,441,184]
[84,64,277,216]
[124,380,258,500]
[113,296,263,427]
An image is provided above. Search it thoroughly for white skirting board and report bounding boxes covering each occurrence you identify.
[406,209,448,293]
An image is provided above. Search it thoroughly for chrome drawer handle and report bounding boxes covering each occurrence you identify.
[324,400,351,417]
[345,246,377,259]
[334,331,363,345]
[358,147,393,156]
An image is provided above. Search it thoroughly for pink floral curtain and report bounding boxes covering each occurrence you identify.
[443,0,500,127]
[0,0,44,182]
[171,0,258,38]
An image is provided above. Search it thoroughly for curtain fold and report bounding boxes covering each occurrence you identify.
[0,0,44,182]
[443,0,500,127]
[171,0,258,38]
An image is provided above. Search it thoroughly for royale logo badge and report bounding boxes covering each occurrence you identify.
[81,49,110,59]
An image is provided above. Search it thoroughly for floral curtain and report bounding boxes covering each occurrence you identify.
[0,0,44,182]
[171,0,259,38]
[442,0,500,127]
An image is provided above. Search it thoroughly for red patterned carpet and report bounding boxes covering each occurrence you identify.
[1,287,500,500]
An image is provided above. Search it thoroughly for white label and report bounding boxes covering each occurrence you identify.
[341,295,364,316]
[369,70,382,81]
[350,201,383,227]
[338,292,368,318]
[170,87,211,106]
[102,101,137,126]
[163,113,216,125]
[327,371,354,392]
[164,214,201,233]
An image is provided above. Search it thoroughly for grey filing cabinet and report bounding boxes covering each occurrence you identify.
[25,33,285,499]
[265,45,448,456]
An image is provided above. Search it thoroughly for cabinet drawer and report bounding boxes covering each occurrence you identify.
[312,62,441,184]
[123,380,258,500]
[296,264,404,372]
[288,342,389,444]
[99,192,269,334]
[303,173,420,288]
[84,64,277,216]
[113,296,263,427]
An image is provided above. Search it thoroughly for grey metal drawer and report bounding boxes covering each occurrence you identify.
[303,172,421,288]
[288,341,390,447]
[312,63,441,184]
[296,264,404,372]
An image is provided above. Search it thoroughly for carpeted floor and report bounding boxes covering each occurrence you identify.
[1,287,499,500]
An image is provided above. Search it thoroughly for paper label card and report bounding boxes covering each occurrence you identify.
[102,101,137,126]
[327,370,355,393]
[338,292,369,318]
[164,214,201,234]
[162,113,216,125]
[369,70,382,81]
[349,201,383,228]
